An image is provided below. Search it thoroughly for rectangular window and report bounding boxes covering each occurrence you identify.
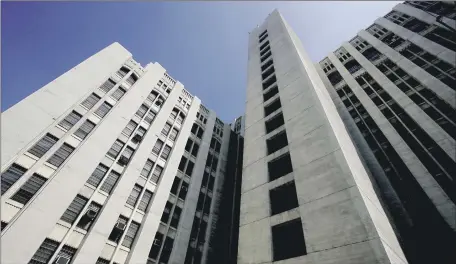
[191,143,199,157]
[74,120,96,140]
[99,79,116,93]
[29,238,59,264]
[260,51,272,63]
[161,202,173,223]
[119,146,134,165]
[161,123,172,136]
[61,195,88,224]
[94,102,112,118]
[28,133,59,158]
[141,159,154,178]
[272,218,307,261]
[270,181,299,215]
[150,165,163,184]
[149,232,164,259]
[152,140,164,155]
[135,126,147,139]
[196,127,204,139]
[179,182,189,200]
[259,30,267,39]
[259,33,268,43]
[11,174,47,205]
[260,45,271,57]
[108,216,128,243]
[122,120,138,137]
[261,59,273,72]
[264,98,281,117]
[266,130,289,154]
[76,202,101,230]
[185,139,193,152]
[136,104,148,118]
[107,140,125,159]
[117,67,129,78]
[169,128,179,141]
[171,177,181,195]
[58,111,82,131]
[208,176,215,191]
[191,123,198,134]
[138,190,153,212]
[55,245,77,263]
[143,111,156,125]
[122,221,140,248]
[185,161,194,176]
[268,153,293,181]
[262,74,276,90]
[260,40,269,51]
[111,87,126,101]
[262,65,275,81]
[178,156,187,171]
[126,75,137,86]
[145,92,157,106]
[170,206,182,228]
[176,113,184,124]
[86,164,109,187]
[100,170,121,194]
[81,93,101,110]
[126,184,142,207]
[160,145,172,160]
[265,112,285,133]
[47,143,75,168]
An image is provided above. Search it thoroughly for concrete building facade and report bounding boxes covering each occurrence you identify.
[1,43,241,264]
[315,1,456,263]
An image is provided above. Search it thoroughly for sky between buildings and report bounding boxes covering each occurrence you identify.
[1,1,401,122]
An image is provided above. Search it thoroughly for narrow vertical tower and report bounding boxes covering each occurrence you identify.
[240,10,407,264]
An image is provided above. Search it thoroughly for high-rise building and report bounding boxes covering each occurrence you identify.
[240,2,455,264]
[0,43,243,264]
[1,1,455,264]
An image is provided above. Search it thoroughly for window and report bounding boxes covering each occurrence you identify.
[127,184,142,207]
[170,109,178,120]
[160,145,172,160]
[214,141,221,153]
[266,130,289,154]
[111,87,126,100]
[262,66,275,81]
[144,110,156,124]
[179,156,187,171]
[270,181,299,215]
[196,128,204,139]
[96,258,110,264]
[138,190,153,212]
[94,102,113,118]
[107,140,125,159]
[117,67,130,78]
[29,238,59,264]
[268,153,293,181]
[185,139,193,152]
[261,59,274,72]
[122,120,138,137]
[136,104,148,118]
[1,221,7,231]
[141,159,154,178]
[119,146,134,165]
[272,220,306,261]
[264,98,282,117]
[191,143,199,157]
[169,128,179,141]
[265,112,285,133]
[149,232,164,259]
[58,111,82,131]
[150,165,163,184]
[99,79,116,93]
[260,40,269,51]
[47,143,75,168]
[177,113,185,124]
[145,92,158,106]
[171,177,181,195]
[108,216,128,243]
[161,202,173,223]
[179,182,189,200]
[259,33,268,43]
[161,123,172,136]
[208,176,215,191]
[211,157,218,172]
[76,202,101,230]
[126,74,138,86]
[55,245,77,263]
[185,161,195,176]
[100,170,121,194]
[191,123,198,134]
[152,140,164,155]
[122,221,140,248]
[87,164,109,187]
[260,51,272,63]
[259,30,267,39]
[170,206,182,228]
[159,238,174,263]
[61,195,88,224]
[74,120,96,140]
[262,75,277,90]
[155,97,164,107]
[28,133,59,158]
[81,93,101,110]
[11,174,47,205]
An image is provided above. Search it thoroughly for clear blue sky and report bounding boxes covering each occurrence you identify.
[1,1,400,122]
